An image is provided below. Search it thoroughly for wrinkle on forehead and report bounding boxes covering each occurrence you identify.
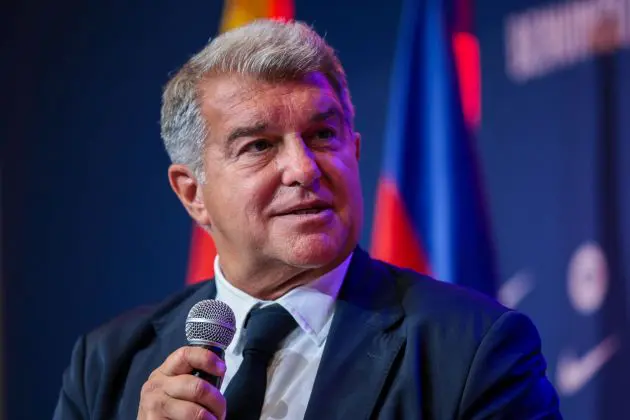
[200,72,342,131]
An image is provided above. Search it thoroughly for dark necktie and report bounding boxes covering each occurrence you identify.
[224,303,298,420]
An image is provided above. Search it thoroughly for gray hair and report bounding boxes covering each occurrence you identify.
[160,19,355,181]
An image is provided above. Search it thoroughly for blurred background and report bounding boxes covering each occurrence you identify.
[2,0,629,418]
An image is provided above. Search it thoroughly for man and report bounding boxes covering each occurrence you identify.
[53,19,561,420]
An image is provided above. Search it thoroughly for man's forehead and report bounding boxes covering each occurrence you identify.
[204,71,334,93]
[201,73,342,124]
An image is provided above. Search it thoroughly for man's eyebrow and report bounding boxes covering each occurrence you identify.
[226,122,268,145]
[223,107,342,151]
[310,107,343,123]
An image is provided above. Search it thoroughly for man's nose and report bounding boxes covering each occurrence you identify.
[278,136,322,188]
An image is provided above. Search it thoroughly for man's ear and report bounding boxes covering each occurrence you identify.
[167,164,212,226]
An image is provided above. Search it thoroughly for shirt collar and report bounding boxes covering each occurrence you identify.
[213,253,352,347]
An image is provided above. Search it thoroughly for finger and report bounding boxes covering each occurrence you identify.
[163,375,226,418]
[159,346,226,377]
[161,398,216,420]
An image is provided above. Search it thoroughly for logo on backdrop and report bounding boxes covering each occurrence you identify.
[567,242,609,315]
[504,0,630,82]
[555,241,620,396]
[498,243,621,396]
[498,270,535,309]
[556,334,621,396]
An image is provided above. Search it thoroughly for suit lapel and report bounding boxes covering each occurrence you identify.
[116,281,218,419]
[304,249,406,420]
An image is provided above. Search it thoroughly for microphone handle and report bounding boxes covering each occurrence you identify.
[190,344,225,389]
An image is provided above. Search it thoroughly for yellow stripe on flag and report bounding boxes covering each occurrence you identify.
[221,0,268,31]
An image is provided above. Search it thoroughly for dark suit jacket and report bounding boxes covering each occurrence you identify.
[53,248,561,419]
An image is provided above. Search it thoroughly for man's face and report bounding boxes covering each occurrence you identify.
[195,72,363,270]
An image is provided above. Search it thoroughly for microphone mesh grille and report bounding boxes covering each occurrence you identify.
[185,299,236,349]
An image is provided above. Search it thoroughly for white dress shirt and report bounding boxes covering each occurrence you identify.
[213,253,352,420]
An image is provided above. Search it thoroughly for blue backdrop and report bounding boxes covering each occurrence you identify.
[3,0,629,419]
[477,0,630,418]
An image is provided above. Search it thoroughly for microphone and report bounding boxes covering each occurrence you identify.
[185,299,237,388]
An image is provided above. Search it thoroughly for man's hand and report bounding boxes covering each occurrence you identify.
[138,346,227,420]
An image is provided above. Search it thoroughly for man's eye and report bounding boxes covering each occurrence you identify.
[244,140,272,153]
[315,129,336,140]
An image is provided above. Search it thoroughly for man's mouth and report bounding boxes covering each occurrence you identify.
[288,208,326,215]
[275,201,332,217]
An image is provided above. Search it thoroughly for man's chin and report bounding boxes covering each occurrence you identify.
[278,235,346,268]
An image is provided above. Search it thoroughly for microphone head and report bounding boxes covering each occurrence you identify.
[185,299,236,349]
